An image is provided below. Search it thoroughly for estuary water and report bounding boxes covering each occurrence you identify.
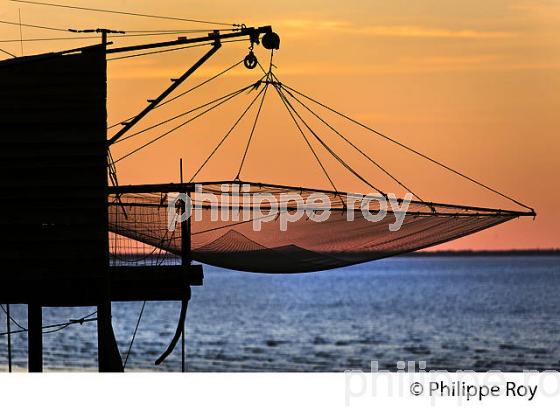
[1,256,559,372]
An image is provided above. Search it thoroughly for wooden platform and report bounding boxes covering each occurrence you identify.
[0,264,203,306]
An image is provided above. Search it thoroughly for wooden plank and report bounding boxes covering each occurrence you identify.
[0,265,203,305]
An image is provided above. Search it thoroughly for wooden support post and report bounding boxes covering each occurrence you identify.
[6,304,12,372]
[180,188,192,373]
[179,164,191,373]
[98,29,124,373]
[97,297,124,372]
[28,303,42,372]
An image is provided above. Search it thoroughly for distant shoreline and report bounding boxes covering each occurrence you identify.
[412,249,560,257]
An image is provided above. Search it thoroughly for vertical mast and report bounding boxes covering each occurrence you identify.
[97,30,124,372]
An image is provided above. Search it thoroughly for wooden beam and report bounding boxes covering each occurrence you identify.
[28,303,42,372]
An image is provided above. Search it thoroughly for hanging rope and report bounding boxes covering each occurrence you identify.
[0,30,234,44]
[281,83,535,214]
[0,47,16,57]
[0,304,26,330]
[114,82,257,145]
[155,295,190,366]
[280,86,388,197]
[0,18,68,32]
[272,82,340,194]
[236,82,269,180]
[0,310,97,337]
[278,79,425,202]
[123,301,146,369]
[188,82,267,182]
[107,42,209,62]
[107,38,247,62]
[114,81,260,164]
[275,82,390,197]
[108,60,243,130]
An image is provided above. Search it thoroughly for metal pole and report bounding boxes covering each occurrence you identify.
[6,304,12,372]
[153,178,193,369]
[179,158,190,373]
[28,303,42,372]
[180,159,185,373]
[181,322,185,373]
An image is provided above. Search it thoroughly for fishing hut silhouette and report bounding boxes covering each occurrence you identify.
[0,26,281,372]
[0,12,537,374]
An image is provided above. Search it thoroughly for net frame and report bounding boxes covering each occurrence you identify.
[108,181,529,273]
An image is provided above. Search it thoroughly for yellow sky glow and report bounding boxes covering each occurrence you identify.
[1,0,558,249]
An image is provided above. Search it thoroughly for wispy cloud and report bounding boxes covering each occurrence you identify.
[109,56,560,80]
[259,58,560,77]
[279,19,517,40]
[360,25,516,39]
[509,0,560,20]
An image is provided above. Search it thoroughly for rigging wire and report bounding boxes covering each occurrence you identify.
[281,83,535,214]
[255,49,343,192]
[124,28,236,34]
[0,47,16,57]
[0,304,26,330]
[0,27,238,44]
[272,83,340,194]
[106,38,247,62]
[236,82,269,180]
[0,16,239,50]
[0,309,97,337]
[109,29,234,38]
[0,31,229,43]
[114,81,259,164]
[142,59,243,112]
[123,301,146,369]
[18,9,24,56]
[114,84,257,144]
[118,221,179,370]
[278,79,425,202]
[0,35,105,43]
[0,18,68,32]
[108,59,243,130]
[188,83,267,182]
[107,43,208,61]
[275,84,387,197]
[10,0,238,27]
[235,51,274,180]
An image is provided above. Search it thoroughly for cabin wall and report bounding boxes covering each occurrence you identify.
[0,46,108,305]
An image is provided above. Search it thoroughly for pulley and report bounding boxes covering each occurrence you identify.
[262,31,280,50]
[244,51,258,69]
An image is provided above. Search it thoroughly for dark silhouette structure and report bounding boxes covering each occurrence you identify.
[0,20,534,373]
[0,26,279,372]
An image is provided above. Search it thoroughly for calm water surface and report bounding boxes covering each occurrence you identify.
[1,256,559,372]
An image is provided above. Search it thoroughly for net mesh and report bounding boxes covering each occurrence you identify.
[108,182,519,273]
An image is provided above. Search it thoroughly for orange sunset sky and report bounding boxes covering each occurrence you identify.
[1,0,558,250]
